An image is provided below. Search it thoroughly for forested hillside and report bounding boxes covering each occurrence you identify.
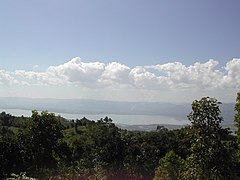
[1,95,240,179]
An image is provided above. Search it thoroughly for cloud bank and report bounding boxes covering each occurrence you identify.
[11,57,240,89]
[1,57,239,102]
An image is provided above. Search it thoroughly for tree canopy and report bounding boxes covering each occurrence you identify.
[0,94,240,179]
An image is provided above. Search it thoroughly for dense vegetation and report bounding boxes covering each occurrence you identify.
[0,94,240,179]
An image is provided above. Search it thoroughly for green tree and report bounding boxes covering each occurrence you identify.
[154,150,184,180]
[0,112,13,127]
[18,111,65,171]
[68,117,124,172]
[0,135,23,178]
[172,126,193,159]
[0,112,14,137]
[235,92,240,150]
[92,117,124,170]
[122,129,177,178]
[234,92,240,176]
[184,97,236,179]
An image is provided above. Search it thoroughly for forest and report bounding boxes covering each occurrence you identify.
[1,93,240,179]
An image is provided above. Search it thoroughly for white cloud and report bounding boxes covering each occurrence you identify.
[48,57,105,85]
[2,57,239,102]
[152,59,224,89]
[11,57,240,91]
[100,62,131,86]
[129,67,167,89]
[15,70,64,85]
[221,58,240,89]
[0,70,18,85]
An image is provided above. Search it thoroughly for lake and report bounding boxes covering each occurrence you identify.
[0,108,189,125]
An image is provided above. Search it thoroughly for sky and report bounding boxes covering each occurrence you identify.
[0,0,240,103]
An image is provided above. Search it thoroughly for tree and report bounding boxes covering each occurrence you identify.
[18,111,65,171]
[0,112,13,127]
[121,129,178,179]
[235,92,240,149]
[92,117,124,170]
[172,126,193,159]
[0,112,14,137]
[0,135,22,178]
[154,150,184,180]
[184,97,236,179]
[234,92,240,176]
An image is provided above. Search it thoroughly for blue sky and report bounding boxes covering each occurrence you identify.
[0,1,240,103]
[1,0,240,69]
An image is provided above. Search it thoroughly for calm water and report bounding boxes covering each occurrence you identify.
[0,108,189,125]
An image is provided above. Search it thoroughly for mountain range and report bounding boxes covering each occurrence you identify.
[0,97,236,131]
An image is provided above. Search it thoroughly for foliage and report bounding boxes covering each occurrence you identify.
[7,172,37,180]
[121,128,179,177]
[17,111,65,173]
[235,92,240,148]
[234,92,240,176]
[183,97,236,179]
[154,150,184,180]
[0,136,22,178]
[1,95,240,179]
[172,126,193,159]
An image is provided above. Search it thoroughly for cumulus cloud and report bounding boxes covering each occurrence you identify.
[0,70,18,85]
[129,67,168,89]
[6,57,240,92]
[1,57,239,102]
[15,70,64,85]
[100,62,131,86]
[151,59,224,89]
[221,59,240,89]
[48,57,105,85]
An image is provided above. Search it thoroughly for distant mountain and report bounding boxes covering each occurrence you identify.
[0,97,191,117]
[0,97,236,130]
[116,123,185,131]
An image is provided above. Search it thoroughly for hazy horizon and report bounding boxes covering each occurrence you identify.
[0,97,235,128]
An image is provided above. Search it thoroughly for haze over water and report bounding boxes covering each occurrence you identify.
[0,108,189,125]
